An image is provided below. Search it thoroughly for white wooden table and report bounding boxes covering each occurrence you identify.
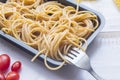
[0,0,120,80]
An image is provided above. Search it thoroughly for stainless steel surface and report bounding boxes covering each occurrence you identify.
[64,48,104,80]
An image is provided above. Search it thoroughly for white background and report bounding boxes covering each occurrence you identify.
[1,0,120,80]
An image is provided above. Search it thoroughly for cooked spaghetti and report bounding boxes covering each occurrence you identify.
[7,0,44,8]
[0,1,99,70]
[114,0,120,9]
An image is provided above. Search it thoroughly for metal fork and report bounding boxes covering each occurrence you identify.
[64,47,104,80]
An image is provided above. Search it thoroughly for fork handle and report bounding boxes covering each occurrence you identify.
[88,68,104,80]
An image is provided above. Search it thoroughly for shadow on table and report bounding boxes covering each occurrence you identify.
[87,38,101,58]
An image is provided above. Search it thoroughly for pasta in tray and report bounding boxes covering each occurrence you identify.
[7,0,44,8]
[0,1,99,70]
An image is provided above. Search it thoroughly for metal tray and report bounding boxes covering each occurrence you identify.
[0,0,105,66]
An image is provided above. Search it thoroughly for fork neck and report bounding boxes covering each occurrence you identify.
[87,68,104,80]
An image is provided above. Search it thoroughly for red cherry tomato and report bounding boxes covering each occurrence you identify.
[11,61,21,72]
[6,71,20,80]
[0,73,5,80]
[0,54,10,72]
